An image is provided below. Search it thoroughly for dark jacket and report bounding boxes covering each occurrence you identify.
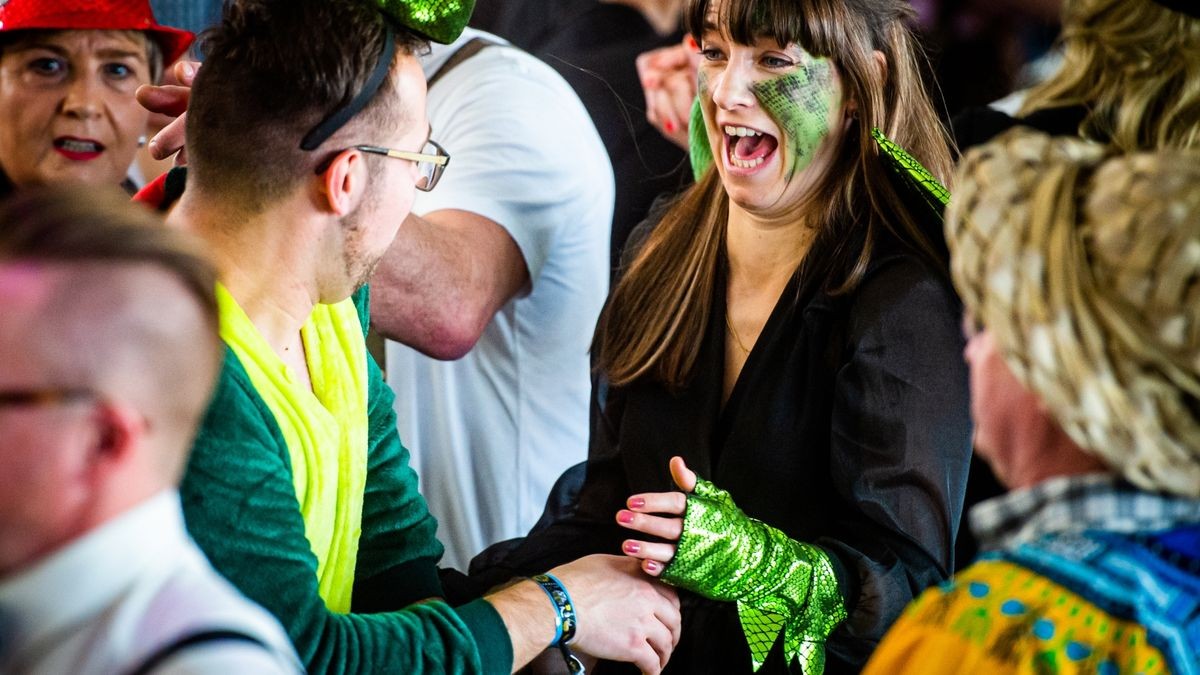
[463,233,974,673]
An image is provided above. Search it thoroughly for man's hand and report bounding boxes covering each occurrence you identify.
[551,555,681,674]
[488,554,680,674]
[636,39,701,150]
[135,60,200,164]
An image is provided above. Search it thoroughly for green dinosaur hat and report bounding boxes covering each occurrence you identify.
[376,0,475,44]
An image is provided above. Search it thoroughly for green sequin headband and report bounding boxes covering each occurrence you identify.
[376,0,476,44]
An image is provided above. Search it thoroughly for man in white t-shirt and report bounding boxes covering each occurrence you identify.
[371,27,613,570]
[0,188,300,675]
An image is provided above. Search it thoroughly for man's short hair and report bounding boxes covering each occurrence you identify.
[186,0,426,210]
[0,186,217,328]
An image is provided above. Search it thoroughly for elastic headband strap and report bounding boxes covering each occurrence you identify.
[299,23,396,151]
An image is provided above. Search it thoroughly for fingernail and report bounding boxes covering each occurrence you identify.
[664,120,675,133]
[624,541,640,554]
[617,510,634,524]
[645,561,661,573]
[629,497,645,509]
[182,62,195,79]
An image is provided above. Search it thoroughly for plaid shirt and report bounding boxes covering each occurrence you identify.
[970,473,1200,553]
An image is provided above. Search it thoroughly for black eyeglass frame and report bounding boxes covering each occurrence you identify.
[0,388,97,408]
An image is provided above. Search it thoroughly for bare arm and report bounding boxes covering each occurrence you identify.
[369,208,529,361]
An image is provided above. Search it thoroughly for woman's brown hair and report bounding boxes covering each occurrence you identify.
[595,0,954,388]
[1020,0,1200,152]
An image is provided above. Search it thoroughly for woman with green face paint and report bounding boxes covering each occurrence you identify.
[465,0,969,672]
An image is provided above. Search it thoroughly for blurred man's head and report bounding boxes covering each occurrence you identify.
[183,0,432,301]
[947,130,1200,497]
[0,186,220,577]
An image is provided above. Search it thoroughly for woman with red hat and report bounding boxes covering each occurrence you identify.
[0,0,192,200]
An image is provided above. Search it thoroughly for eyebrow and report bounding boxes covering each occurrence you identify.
[7,44,146,62]
[95,48,147,61]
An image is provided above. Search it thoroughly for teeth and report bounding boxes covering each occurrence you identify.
[723,125,762,138]
[729,156,765,169]
[60,139,100,153]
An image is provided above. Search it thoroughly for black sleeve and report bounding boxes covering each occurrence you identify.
[456,376,631,597]
[819,257,974,665]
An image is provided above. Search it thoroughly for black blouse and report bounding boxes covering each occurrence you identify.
[463,237,973,673]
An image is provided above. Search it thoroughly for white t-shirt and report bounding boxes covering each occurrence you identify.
[0,491,301,674]
[385,29,613,570]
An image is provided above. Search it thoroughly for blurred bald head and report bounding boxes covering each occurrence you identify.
[0,187,220,574]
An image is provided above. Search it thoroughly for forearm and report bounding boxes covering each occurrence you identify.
[485,581,558,672]
[369,210,527,360]
[661,478,847,672]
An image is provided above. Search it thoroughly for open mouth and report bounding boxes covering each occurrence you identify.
[723,125,778,170]
[53,136,105,160]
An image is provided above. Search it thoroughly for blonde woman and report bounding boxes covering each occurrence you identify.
[0,0,192,199]
[467,0,972,672]
[954,0,1200,151]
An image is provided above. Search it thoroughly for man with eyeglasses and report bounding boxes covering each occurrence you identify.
[0,187,301,674]
[143,1,679,673]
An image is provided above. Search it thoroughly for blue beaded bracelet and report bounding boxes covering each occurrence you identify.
[530,573,585,674]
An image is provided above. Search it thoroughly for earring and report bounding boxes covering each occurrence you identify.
[137,135,148,148]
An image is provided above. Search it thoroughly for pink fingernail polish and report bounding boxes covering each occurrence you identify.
[618,511,634,524]
[665,120,676,133]
[624,541,640,554]
[629,497,645,509]
[646,561,661,572]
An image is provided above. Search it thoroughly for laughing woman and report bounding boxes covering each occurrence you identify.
[0,0,192,200]
[467,0,973,672]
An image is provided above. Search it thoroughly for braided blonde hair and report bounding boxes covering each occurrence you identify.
[947,129,1200,497]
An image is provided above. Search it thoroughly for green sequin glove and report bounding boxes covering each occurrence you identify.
[688,95,714,181]
[871,127,949,221]
[661,477,848,673]
[376,0,475,44]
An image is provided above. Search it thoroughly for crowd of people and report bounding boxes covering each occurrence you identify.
[0,0,1196,674]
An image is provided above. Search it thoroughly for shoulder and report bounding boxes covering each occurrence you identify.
[851,245,961,330]
[124,540,301,673]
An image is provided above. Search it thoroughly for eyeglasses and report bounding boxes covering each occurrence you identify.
[0,388,95,409]
[355,139,450,192]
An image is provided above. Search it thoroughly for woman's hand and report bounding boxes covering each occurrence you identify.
[636,39,701,150]
[135,60,199,164]
[616,456,698,576]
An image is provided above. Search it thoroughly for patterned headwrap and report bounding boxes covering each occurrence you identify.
[946,129,1200,497]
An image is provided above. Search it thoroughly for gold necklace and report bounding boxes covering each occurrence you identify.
[725,310,751,355]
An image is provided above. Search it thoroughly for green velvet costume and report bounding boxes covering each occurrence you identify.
[181,288,512,674]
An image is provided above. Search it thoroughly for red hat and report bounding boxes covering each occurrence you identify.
[0,0,195,65]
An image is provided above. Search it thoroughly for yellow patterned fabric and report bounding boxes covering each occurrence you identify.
[215,284,368,613]
[864,559,1171,675]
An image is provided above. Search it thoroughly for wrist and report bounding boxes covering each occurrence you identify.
[486,579,558,669]
[528,573,585,673]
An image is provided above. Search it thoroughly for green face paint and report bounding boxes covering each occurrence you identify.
[749,58,839,178]
[689,69,715,180]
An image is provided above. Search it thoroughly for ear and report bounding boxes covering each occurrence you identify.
[318,149,369,217]
[844,51,888,121]
[84,400,146,482]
